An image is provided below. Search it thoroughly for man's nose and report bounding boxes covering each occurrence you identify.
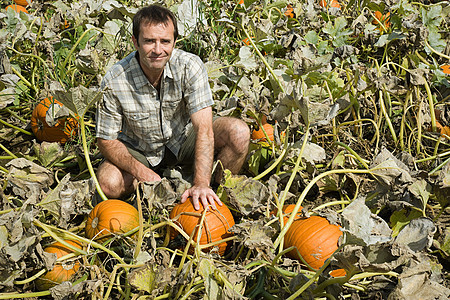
[153,42,162,54]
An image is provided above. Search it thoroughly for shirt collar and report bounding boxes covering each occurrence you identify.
[130,52,148,90]
[131,51,175,90]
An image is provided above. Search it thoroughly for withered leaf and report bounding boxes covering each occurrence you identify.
[229,219,276,259]
[341,196,392,246]
[218,171,269,217]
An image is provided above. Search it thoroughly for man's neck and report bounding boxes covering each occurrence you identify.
[135,52,164,90]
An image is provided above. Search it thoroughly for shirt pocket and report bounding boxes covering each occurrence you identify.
[124,111,158,140]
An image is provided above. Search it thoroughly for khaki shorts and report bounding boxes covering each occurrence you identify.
[124,125,196,170]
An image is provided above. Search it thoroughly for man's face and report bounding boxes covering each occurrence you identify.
[132,20,176,76]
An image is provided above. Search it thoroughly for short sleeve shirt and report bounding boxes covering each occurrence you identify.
[96,48,214,166]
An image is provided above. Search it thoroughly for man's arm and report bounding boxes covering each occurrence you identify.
[97,138,161,182]
[181,107,222,210]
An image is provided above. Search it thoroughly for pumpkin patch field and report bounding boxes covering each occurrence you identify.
[1,0,450,299]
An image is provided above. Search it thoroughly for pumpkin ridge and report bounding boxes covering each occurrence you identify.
[292,219,334,255]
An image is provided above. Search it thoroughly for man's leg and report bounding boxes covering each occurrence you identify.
[97,160,136,199]
[213,117,250,182]
[97,144,151,200]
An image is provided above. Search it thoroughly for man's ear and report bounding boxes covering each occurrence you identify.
[132,35,139,48]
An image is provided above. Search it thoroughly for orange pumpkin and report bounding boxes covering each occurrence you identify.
[14,0,32,6]
[270,204,304,224]
[6,4,28,14]
[319,0,341,9]
[85,199,139,241]
[271,206,345,277]
[435,121,450,139]
[252,115,274,142]
[372,11,391,33]
[284,4,295,18]
[35,240,81,291]
[30,97,78,144]
[242,37,252,46]
[284,216,343,270]
[169,197,235,256]
[441,65,450,75]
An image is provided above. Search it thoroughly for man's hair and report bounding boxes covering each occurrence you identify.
[132,5,178,43]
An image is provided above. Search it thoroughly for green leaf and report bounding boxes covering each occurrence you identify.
[100,20,122,54]
[421,5,442,28]
[408,179,432,209]
[128,264,156,294]
[198,259,222,300]
[217,170,269,216]
[51,84,103,118]
[390,209,423,238]
[441,227,450,255]
[304,30,319,45]
[236,46,258,71]
[32,142,68,168]
[427,29,446,54]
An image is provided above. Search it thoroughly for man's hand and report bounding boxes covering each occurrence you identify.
[181,185,222,211]
[134,165,162,183]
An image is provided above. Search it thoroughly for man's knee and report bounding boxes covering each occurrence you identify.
[214,117,250,153]
[229,118,250,152]
[97,162,133,199]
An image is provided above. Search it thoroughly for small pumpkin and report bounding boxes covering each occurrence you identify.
[85,199,140,241]
[6,4,28,14]
[242,37,254,46]
[14,0,32,6]
[252,115,274,142]
[429,109,450,139]
[284,215,342,270]
[319,0,341,9]
[169,197,235,256]
[270,204,304,224]
[441,65,450,75]
[35,240,81,291]
[372,11,391,33]
[284,4,295,18]
[435,120,450,139]
[30,97,78,144]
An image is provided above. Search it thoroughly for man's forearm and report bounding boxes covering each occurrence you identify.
[193,126,214,187]
[97,138,138,173]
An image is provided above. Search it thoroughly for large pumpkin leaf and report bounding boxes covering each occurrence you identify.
[341,196,392,246]
[50,83,103,118]
[393,217,435,252]
[32,141,68,168]
[198,259,222,300]
[5,158,53,203]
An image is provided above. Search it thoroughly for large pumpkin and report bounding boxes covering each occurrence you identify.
[6,4,28,14]
[284,215,343,270]
[30,97,78,144]
[85,199,139,240]
[35,240,81,291]
[169,197,235,256]
[252,115,274,142]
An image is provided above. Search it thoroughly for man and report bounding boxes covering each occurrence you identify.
[95,5,250,210]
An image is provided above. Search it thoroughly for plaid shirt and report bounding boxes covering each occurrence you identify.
[96,49,214,166]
